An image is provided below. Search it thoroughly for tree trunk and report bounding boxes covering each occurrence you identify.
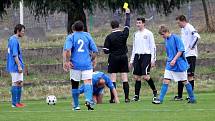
[202,0,211,31]
[67,5,87,34]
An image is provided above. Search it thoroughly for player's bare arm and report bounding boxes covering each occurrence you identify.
[63,50,73,71]
[170,51,183,66]
[14,56,22,73]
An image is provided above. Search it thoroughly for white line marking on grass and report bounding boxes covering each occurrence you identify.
[2,108,215,113]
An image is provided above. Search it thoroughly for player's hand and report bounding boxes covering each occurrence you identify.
[63,61,73,72]
[170,60,176,66]
[129,63,133,69]
[18,66,23,73]
[125,8,130,14]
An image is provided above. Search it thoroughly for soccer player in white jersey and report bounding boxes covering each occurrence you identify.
[63,21,98,110]
[174,15,201,101]
[129,17,158,102]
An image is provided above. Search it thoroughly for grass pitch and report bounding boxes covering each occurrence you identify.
[0,93,215,121]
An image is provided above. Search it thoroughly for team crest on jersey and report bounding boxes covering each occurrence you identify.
[143,35,147,39]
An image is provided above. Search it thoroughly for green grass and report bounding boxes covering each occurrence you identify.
[0,93,215,121]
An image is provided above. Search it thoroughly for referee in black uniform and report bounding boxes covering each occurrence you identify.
[103,9,131,103]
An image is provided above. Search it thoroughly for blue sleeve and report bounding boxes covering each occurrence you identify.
[103,74,115,91]
[87,33,98,53]
[10,39,19,57]
[63,35,73,50]
[175,35,185,52]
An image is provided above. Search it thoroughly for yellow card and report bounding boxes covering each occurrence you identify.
[123,2,128,10]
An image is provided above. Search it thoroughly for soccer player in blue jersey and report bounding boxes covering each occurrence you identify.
[152,25,196,104]
[63,21,98,110]
[6,24,26,108]
[79,71,120,104]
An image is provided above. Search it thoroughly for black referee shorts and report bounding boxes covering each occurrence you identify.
[133,54,151,76]
[186,56,196,76]
[108,54,129,73]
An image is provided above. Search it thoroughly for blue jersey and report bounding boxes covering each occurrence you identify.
[64,32,98,70]
[165,34,189,72]
[6,35,24,72]
[92,71,115,91]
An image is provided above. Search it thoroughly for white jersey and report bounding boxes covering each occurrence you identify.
[130,28,156,63]
[181,23,200,57]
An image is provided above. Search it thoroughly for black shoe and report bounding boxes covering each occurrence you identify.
[132,95,139,101]
[85,101,94,110]
[152,99,162,104]
[125,98,130,103]
[109,99,115,103]
[173,96,183,101]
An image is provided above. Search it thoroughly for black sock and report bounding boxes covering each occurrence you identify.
[135,80,141,96]
[110,82,116,100]
[71,79,79,89]
[189,80,194,91]
[123,82,129,99]
[146,78,157,97]
[178,81,184,98]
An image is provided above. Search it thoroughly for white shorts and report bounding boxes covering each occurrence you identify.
[70,69,93,81]
[164,70,187,82]
[10,73,24,83]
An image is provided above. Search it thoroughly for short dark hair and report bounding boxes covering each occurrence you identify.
[14,24,25,34]
[110,20,119,29]
[137,17,145,23]
[176,15,187,22]
[73,21,84,31]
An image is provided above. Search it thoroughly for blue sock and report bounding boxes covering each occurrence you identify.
[79,84,85,94]
[159,84,169,102]
[71,89,79,108]
[17,86,22,103]
[84,84,93,103]
[11,86,18,105]
[185,83,196,101]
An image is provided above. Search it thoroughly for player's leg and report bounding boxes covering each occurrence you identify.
[132,54,142,101]
[142,54,157,99]
[11,73,24,108]
[174,81,184,101]
[121,73,130,103]
[153,70,172,104]
[109,73,117,103]
[70,69,81,110]
[133,75,141,101]
[79,84,85,94]
[120,54,130,103]
[153,78,170,104]
[108,54,117,103]
[82,69,94,110]
[186,56,196,100]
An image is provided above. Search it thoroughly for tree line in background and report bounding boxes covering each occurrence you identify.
[0,0,215,33]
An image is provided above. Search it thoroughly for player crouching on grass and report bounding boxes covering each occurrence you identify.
[79,71,120,104]
[7,24,26,108]
[63,21,98,110]
[152,25,196,104]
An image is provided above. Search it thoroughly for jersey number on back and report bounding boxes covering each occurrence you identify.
[78,39,84,52]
